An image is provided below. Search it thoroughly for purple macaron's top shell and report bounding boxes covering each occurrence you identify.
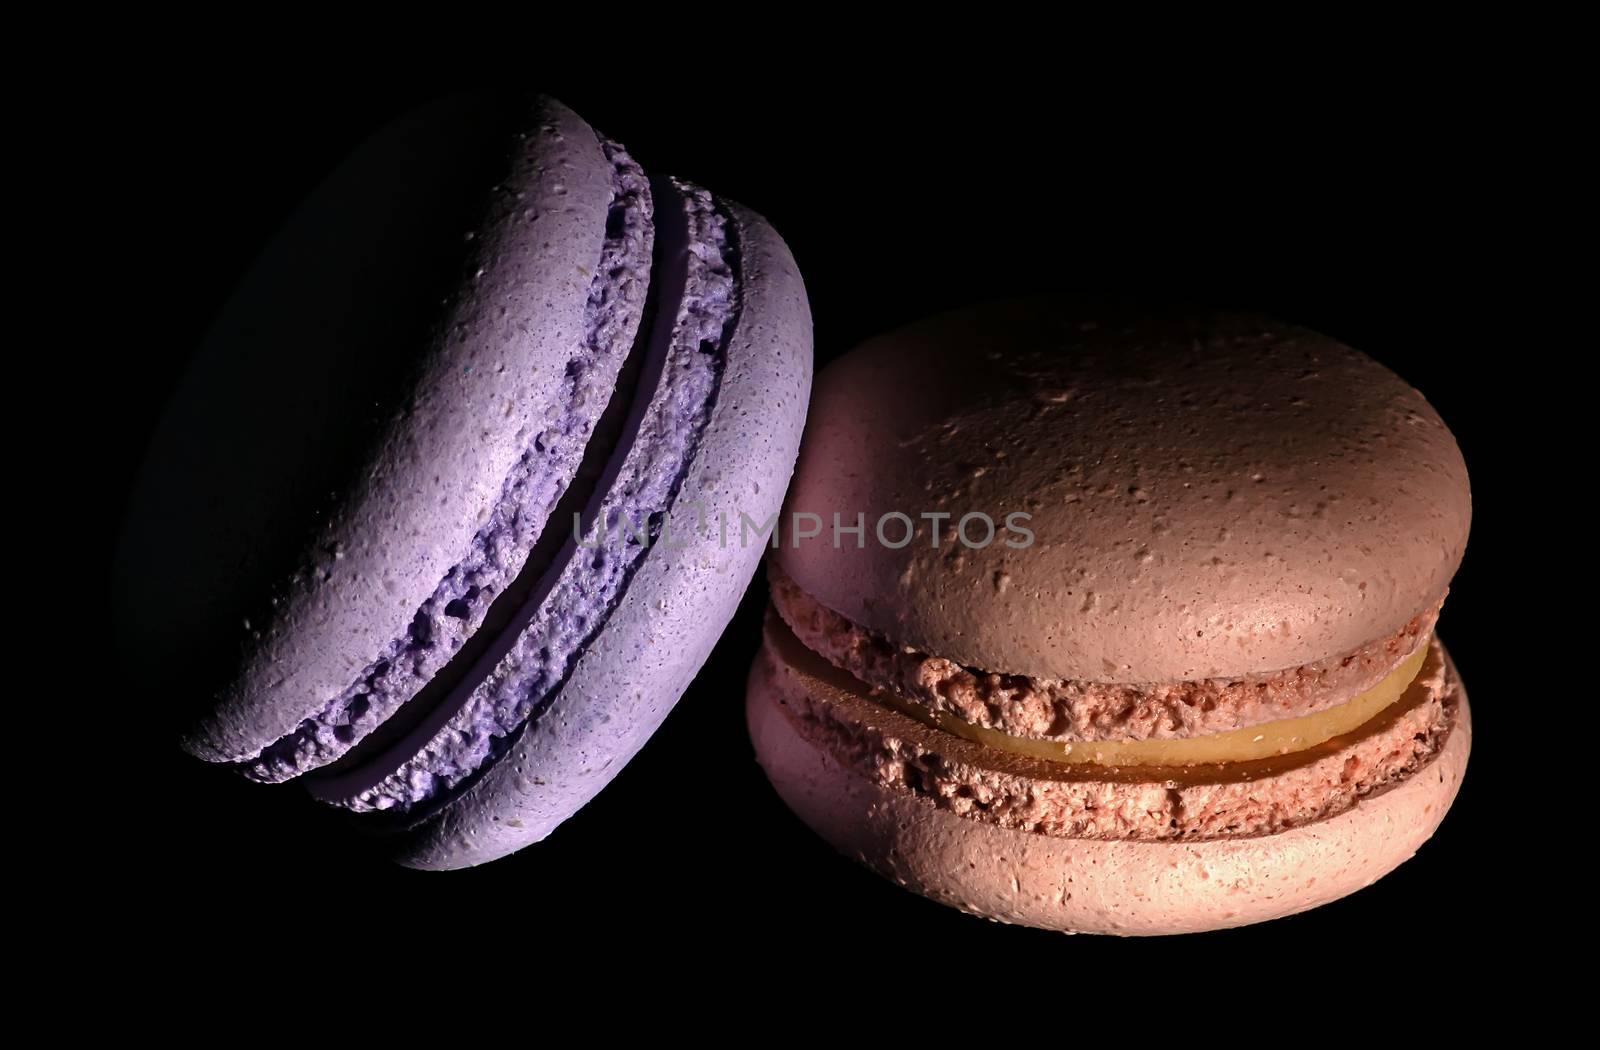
[397,199,812,869]
[239,139,653,782]
[162,98,624,764]
[317,177,731,813]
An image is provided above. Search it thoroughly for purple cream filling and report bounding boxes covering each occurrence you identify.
[334,180,735,814]
[241,142,654,783]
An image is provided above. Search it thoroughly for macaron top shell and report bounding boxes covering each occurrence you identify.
[777,300,1470,684]
[119,97,634,763]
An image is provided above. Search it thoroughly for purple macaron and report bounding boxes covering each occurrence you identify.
[116,96,812,868]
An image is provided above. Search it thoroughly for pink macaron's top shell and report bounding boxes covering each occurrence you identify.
[777,301,1470,683]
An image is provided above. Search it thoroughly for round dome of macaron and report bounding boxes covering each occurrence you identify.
[777,301,1470,685]
[116,95,812,868]
[751,298,1471,935]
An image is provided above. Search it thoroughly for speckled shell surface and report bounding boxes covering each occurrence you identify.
[120,98,622,763]
[777,302,1470,683]
[747,644,1470,935]
[400,202,812,868]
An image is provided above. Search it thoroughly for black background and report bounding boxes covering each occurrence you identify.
[113,65,1540,981]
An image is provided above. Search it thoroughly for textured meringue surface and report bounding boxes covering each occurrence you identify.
[244,140,655,783]
[778,303,1472,684]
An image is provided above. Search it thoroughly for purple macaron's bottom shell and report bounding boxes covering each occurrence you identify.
[340,179,733,814]
[395,197,812,869]
[240,142,653,783]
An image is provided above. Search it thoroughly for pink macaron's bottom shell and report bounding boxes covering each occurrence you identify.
[769,565,1443,744]
[747,613,1470,935]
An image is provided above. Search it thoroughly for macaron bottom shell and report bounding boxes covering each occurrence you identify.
[747,616,1471,935]
[391,197,812,868]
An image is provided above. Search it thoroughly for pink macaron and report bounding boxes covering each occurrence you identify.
[749,300,1471,935]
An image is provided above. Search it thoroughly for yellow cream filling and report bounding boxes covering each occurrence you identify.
[876,638,1432,766]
